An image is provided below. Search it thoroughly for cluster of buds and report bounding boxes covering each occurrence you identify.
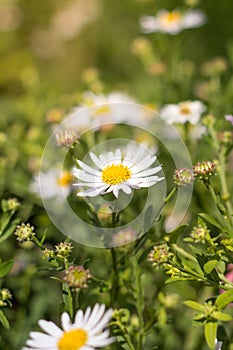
[42,248,55,260]
[190,220,210,244]
[43,242,73,261]
[64,265,91,290]
[55,128,79,148]
[0,288,12,307]
[173,168,194,186]
[193,161,216,181]
[55,242,73,259]
[111,228,138,247]
[148,243,172,267]
[14,223,35,243]
[220,238,233,252]
[2,198,20,212]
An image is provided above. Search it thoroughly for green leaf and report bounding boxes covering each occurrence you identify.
[215,290,233,310]
[204,322,217,350]
[198,213,225,230]
[204,260,218,274]
[0,260,14,278]
[183,300,206,311]
[0,220,18,244]
[0,212,12,235]
[212,311,233,321]
[0,309,9,329]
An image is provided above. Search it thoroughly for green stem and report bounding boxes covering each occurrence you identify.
[164,187,177,203]
[207,123,233,228]
[132,257,144,350]
[110,248,118,306]
[63,259,74,320]
[113,322,136,350]
[110,212,119,306]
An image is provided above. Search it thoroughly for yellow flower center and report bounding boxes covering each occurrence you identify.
[180,104,191,115]
[162,11,181,24]
[57,172,73,187]
[101,164,131,185]
[57,329,88,350]
[95,106,111,116]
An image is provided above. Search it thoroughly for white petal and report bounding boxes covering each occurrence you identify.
[74,309,84,326]
[130,155,156,173]
[89,309,113,335]
[131,166,162,178]
[74,182,105,188]
[113,187,119,198]
[89,152,102,168]
[121,184,132,194]
[77,185,109,197]
[61,312,71,332]
[38,320,63,339]
[76,171,100,183]
[77,161,100,176]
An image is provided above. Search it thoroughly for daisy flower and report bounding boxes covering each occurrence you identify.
[160,100,206,125]
[140,9,206,35]
[64,91,137,132]
[73,144,164,198]
[22,303,114,350]
[31,169,73,200]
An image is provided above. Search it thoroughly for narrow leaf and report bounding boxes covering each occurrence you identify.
[0,309,9,329]
[204,260,218,274]
[183,300,205,311]
[215,290,233,310]
[204,322,217,350]
[212,311,232,321]
[0,260,14,278]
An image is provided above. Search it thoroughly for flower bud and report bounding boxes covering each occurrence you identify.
[64,265,91,289]
[14,223,35,243]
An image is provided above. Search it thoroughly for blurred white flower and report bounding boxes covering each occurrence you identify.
[160,100,206,125]
[73,144,164,198]
[52,0,102,39]
[140,9,206,35]
[64,91,138,131]
[31,170,73,200]
[22,303,114,350]
[0,3,22,32]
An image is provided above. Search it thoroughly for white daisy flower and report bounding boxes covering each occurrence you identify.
[73,144,164,198]
[30,169,73,200]
[64,91,137,131]
[160,100,206,125]
[140,9,206,35]
[22,303,114,350]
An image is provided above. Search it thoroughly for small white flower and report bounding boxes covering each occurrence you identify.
[22,303,114,350]
[31,170,73,200]
[73,144,164,198]
[64,91,137,131]
[140,9,206,35]
[160,100,206,125]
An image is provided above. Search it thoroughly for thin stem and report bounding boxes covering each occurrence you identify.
[110,212,119,306]
[63,259,74,320]
[132,257,144,350]
[110,248,118,306]
[207,123,233,228]
[164,187,177,203]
